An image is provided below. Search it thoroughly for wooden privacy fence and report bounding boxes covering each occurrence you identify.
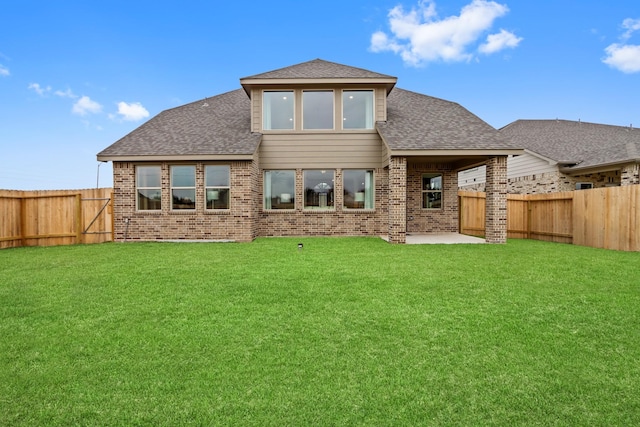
[0,188,113,249]
[459,185,640,251]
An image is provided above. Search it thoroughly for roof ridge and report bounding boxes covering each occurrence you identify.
[240,58,396,80]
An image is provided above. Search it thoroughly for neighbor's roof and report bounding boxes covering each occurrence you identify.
[97,89,259,160]
[377,88,519,152]
[500,119,640,171]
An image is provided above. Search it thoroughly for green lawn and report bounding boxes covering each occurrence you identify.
[1,238,639,426]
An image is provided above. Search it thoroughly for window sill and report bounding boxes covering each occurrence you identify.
[261,129,377,134]
[135,209,162,214]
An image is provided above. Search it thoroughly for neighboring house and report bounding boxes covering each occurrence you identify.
[459,119,640,193]
[97,59,521,243]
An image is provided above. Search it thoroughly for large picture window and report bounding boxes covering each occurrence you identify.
[343,170,374,209]
[304,170,334,209]
[136,165,162,211]
[342,90,374,129]
[171,166,196,210]
[263,91,294,130]
[422,173,442,209]
[303,90,334,130]
[205,165,230,210]
[264,170,295,210]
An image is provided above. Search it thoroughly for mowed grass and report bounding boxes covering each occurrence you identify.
[1,238,639,426]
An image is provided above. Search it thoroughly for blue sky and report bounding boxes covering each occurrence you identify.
[1,0,638,190]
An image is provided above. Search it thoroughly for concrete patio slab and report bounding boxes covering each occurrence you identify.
[382,233,486,244]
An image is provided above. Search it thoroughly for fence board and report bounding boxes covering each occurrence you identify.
[573,186,639,251]
[458,191,486,237]
[0,188,113,249]
[459,185,640,251]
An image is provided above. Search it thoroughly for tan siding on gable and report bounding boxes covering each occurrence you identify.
[251,89,261,133]
[459,153,559,187]
[259,133,384,169]
[508,152,557,178]
[376,88,386,122]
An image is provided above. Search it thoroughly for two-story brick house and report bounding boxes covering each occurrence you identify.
[97,59,521,243]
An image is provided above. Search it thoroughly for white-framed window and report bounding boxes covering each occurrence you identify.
[343,170,374,209]
[263,91,294,130]
[304,170,334,209]
[422,173,442,209]
[136,165,162,211]
[171,165,196,210]
[342,90,374,129]
[205,165,230,210]
[576,182,594,190]
[303,90,334,130]
[264,170,295,210]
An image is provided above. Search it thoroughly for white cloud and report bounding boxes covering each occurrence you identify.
[115,101,149,121]
[72,96,103,116]
[603,18,640,73]
[0,65,9,77]
[603,43,640,73]
[54,88,76,98]
[28,82,51,96]
[479,29,522,54]
[370,0,520,66]
[621,18,640,40]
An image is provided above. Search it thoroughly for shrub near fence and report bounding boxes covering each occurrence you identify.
[459,185,640,251]
[0,188,113,249]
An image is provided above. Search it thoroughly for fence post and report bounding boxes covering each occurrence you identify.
[110,191,115,242]
[527,200,532,239]
[75,194,83,244]
[20,196,27,247]
[458,194,463,234]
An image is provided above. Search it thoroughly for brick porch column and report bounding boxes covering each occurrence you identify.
[389,156,407,244]
[621,164,640,185]
[485,156,507,243]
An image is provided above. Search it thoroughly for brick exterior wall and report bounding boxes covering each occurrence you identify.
[485,156,508,243]
[258,168,389,237]
[461,169,624,194]
[388,157,407,244]
[621,164,640,186]
[113,158,477,243]
[112,161,258,242]
[406,163,458,233]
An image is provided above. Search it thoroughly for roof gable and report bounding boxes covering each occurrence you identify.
[241,58,395,80]
[240,59,397,95]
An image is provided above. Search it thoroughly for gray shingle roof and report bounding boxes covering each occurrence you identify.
[241,58,395,80]
[500,119,640,169]
[98,89,260,158]
[377,88,516,150]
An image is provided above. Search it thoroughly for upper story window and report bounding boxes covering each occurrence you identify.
[342,90,374,129]
[136,165,162,211]
[263,91,294,130]
[303,90,334,130]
